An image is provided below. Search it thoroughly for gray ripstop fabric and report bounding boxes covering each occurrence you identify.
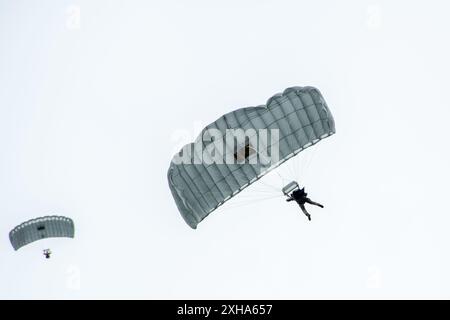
[168,86,336,229]
[9,216,75,250]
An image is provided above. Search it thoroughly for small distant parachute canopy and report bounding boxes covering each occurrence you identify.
[9,216,75,251]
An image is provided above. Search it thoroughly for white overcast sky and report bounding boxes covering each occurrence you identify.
[1,0,450,299]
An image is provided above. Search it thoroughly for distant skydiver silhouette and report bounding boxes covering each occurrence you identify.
[43,249,52,259]
[287,188,324,221]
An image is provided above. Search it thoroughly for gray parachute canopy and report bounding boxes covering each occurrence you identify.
[168,86,335,229]
[9,216,75,250]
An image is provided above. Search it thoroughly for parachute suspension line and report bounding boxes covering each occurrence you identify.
[238,189,279,197]
[296,150,303,179]
[269,154,299,190]
[275,170,285,183]
[226,195,283,210]
[230,168,281,194]
[276,145,318,189]
[218,193,284,212]
[246,188,280,195]
[253,149,288,193]
[300,146,318,185]
[299,154,307,183]
[292,151,302,176]
[253,176,283,193]
[228,191,284,201]
[279,158,293,180]
[287,156,299,180]
[219,181,285,208]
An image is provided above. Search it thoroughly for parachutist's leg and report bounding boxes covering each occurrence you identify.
[299,203,311,221]
[305,198,324,208]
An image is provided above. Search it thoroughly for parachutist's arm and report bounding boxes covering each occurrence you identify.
[286,197,294,202]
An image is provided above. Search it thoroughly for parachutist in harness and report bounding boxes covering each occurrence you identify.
[286,188,324,221]
[43,249,52,259]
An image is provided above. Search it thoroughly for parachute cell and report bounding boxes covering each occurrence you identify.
[168,86,335,228]
[9,216,75,250]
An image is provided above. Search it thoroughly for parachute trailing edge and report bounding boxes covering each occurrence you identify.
[168,86,335,229]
